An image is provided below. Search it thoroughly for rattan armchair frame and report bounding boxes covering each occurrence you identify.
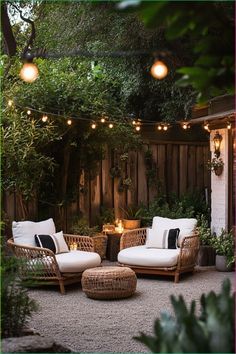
[7,234,95,294]
[119,228,200,283]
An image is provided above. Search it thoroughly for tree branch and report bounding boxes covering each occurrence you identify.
[1,2,17,56]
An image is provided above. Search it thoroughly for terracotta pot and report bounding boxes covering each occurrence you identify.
[123,219,141,230]
[215,255,233,272]
[214,165,223,176]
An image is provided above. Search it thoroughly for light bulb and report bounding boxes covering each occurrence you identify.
[227,122,231,129]
[150,60,168,79]
[135,125,141,131]
[42,115,48,122]
[101,117,105,123]
[157,125,162,131]
[204,123,209,131]
[91,123,96,129]
[132,120,136,125]
[108,123,114,129]
[8,99,13,107]
[163,125,168,131]
[67,119,72,125]
[19,62,39,83]
[182,123,188,130]
[27,109,31,115]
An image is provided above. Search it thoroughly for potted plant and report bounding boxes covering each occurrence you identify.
[206,157,224,176]
[196,215,215,266]
[210,229,235,271]
[120,205,143,229]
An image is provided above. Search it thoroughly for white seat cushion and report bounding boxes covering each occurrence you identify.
[118,245,180,268]
[151,217,197,246]
[12,218,56,247]
[55,250,101,273]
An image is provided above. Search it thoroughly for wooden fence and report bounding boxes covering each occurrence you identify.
[3,140,210,233]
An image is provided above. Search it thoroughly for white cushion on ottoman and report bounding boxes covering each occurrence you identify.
[12,218,56,247]
[55,250,101,273]
[118,245,180,268]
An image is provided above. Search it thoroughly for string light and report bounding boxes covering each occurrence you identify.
[182,122,190,130]
[132,120,136,125]
[150,60,168,80]
[8,99,13,107]
[163,124,168,131]
[157,125,162,131]
[42,115,48,122]
[135,125,141,131]
[227,122,231,129]
[67,119,72,125]
[27,109,31,115]
[19,62,39,83]
[100,117,106,123]
[203,122,209,131]
[91,123,96,129]
[108,123,114,129]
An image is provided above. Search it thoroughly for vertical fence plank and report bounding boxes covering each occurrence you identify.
[148,144,158,203]
[90,169,101,225]
[102,147,113,209]
[179,145,188,195]
[127,151,138,206]
[157,144,167,196]
[188,145,196,192]
[137,145,148,205]
[171,145,179,196]
[196,146,204,190]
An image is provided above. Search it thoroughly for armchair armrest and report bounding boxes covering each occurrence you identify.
[120,228,147,250]
[64,234,94,252]
[178,233,200,269]
[7,238,61,278]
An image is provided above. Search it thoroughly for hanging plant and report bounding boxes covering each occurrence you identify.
[109,165,121,178]
[206,157,224,176]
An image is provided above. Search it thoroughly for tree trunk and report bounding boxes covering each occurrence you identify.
[1,2,17,56]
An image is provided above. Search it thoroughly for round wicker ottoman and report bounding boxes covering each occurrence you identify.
[81,266,137,300]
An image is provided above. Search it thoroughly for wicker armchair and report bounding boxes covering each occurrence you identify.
[119,228,200,283]
[7,234,97,294]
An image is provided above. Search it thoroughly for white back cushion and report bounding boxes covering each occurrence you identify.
[151,216,197,245]
[12,218,56,247]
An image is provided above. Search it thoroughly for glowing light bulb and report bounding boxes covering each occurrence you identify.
[8,100,13,107]
[27,109,31,115]
[108,123,114,129]
[135,125,141,131]
[19,62,39,83]
[163,125,168,131]
[101,117,105,123]
[132,120,136,125]
[227,122,231,129]
[182,122,188,130]
[150,60,168,80]
[67,119,72,125]
[42,115,48,122]
[91,123,96,129]
[157,125,162,131]
[204,123,209,131]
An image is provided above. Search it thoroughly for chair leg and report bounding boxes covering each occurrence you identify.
[174,272,180,283]
[59,280,66,295]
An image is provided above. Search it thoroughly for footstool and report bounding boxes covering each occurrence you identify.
[81,266,137,300]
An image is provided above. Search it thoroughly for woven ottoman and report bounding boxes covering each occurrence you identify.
[81,266,137,300]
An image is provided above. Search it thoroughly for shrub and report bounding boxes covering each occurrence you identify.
[1,255,38,338]
[197,214,212,246]
[210,229,235,266]
[70,217,100,236]
[135,279,234,353]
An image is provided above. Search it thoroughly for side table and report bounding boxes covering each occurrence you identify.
[106,232,123,261]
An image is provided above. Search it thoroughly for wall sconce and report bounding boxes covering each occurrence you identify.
[213,131,222,158]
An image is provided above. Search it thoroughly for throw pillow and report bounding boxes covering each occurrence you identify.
[146,228,180,249]
[35,231,69,254]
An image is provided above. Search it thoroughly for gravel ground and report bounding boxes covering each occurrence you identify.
[28,265,234,353]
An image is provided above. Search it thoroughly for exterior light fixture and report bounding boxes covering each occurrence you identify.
[67,119,72,125]
[204,122,209,131]
[27,109,31,115]
[91,123,96,129]
[150,60,168,80]
[227,122,231,129]
[108,123,114,129]
[213,131,222,158]
[182,122,189,130]
[42,115,48,122]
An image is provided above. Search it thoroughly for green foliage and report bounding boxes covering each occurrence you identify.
[1,255,39,338]
[119,1,234,102]
[135,279,234,353]
[210,229,235,266]
[197,214,212,246]
[120,205,143,220]
[70,218,100,236]
[96,207,115,227]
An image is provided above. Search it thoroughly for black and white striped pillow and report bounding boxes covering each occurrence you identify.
[146,228,180,249]
[35,231,69,254]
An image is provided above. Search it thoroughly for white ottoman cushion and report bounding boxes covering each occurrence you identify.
[118,245,180,268]
[12,218,56,247]
[55,250,101,273]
